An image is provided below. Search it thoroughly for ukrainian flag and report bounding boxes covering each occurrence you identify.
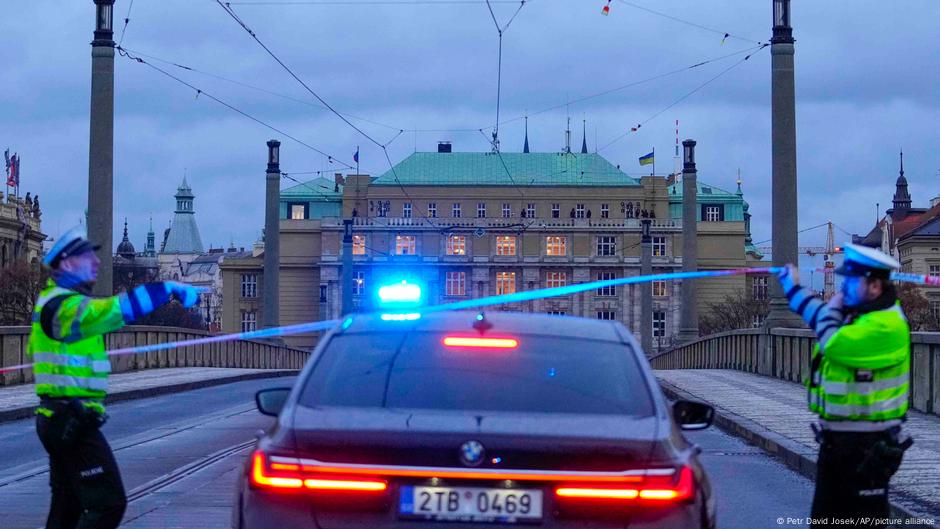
[638,151,654,166]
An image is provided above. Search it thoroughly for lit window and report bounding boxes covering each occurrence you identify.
[496,272,516,295]
[290,203,306,220]
[502,203,512,218]
[427,203,437,218]
[496,235,516,256]
[546,236,567,256]
[452,203,461,218]
[551,203,560,219]
[653,280,667,297]
[597,272,616,296]
[546,271,567,288]
[752,276,769,300]
[600,203,609,219]
[652,236,667,257]
[403,203,412,218]
[352,271,365,295]
[752,314,764,328]
[653,311,666,337]
[241,274,258,298]
[596,311,616,321]
[446,235,466,256]
[445,271,466,296]
[477,202,486,218]
[705,205,721,222]
[352,235,366,255]
[240,311,257,333]
[396,235,416,255]
[596,236,616,256]
[575,204,585,219]
[526,203,536,218]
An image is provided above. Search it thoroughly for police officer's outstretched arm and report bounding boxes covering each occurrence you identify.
[777,264,845,348]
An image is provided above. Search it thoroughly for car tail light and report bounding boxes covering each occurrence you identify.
[442,336,519,348]
[555,466,694,503]
[250,451,387,493]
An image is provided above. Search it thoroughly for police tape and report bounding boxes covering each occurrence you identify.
[1,265,937,374]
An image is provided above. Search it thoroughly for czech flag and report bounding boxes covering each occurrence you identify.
[638,151,654,166]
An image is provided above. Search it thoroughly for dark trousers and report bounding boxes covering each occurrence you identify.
[811,431,895,528]
[36,413,127,529]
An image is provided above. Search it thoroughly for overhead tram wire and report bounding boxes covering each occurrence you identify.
[118,0,136,46]
[598,44,768,152]
[615,0,763,46]
[217,1,441,230]
[116,47,354,170]
[227,0,521,4]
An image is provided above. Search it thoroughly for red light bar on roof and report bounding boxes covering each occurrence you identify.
[442,336,519,349]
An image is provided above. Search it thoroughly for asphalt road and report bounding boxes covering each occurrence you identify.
[0,379,818,529]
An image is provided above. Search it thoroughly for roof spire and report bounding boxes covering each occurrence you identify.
[892,148,912,219]
[523,115,530,153]
[122,218,129,241]
[581,119,588,154]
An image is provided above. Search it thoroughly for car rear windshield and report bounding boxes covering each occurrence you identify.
[298,332,653,416]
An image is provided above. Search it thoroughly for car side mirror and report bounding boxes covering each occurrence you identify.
[673,399,714,430]
[255,388,291,416]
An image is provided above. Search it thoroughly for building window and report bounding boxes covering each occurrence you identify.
[240,311,257,333]
[575,204,586,219]
[930,300,940,321]
[546,236,567,256]
[477,202,486,218]
[752,314,765,328]
[445,271,466,296]
[446,235,466,256]
[496,235,516,256]
[352,234,366,255]
[596,236,616,256]
[352,271,365,295]
[597,272,616,296]
[551,203,560,219]
[546,310,566,316]
[929,265,940,277]
[428,203,437,218]
[496,272,516,295]
[526,203,536,218]
[601,203,609,219]
[752,275,769,300]
[289,203,307,220]
[704,205,721,222]
[652,236,667,257]
[653,280,667,297]
[452,203,461,218]
[546,271,567,288]
[502,203,512,218]
[241,274,258,298]
[319,284,327,303]
[403,203,412,218]
[396,235,416,255]
[596,311,616,321]
[653,311,666,337]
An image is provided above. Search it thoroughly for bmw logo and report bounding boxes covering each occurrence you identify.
[459,440,485,467]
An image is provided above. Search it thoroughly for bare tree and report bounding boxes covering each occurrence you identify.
[699,292,769,336]
[0,261,48,325]
[897,283,939,331]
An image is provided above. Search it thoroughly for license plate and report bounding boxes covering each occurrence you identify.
[399,485,543,523]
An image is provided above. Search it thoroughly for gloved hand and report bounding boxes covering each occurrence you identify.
[166,281,200,308]
[777,264,800,293]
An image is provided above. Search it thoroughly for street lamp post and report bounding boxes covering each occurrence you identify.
[88,0,116,296]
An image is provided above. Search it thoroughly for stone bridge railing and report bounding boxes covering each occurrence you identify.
[0,326,311,387]
[649,328,940,417]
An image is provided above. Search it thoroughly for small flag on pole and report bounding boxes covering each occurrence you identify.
[638,151,654,166]
[7,153,19,188]
[601,0,611,15]
[353,148,359,164]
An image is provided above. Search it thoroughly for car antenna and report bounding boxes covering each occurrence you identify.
[473,312,493,334]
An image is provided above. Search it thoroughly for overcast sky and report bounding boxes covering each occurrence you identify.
[4,0,939,260]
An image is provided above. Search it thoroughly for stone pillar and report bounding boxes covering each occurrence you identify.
[765,0,803,328]
[640,219,653,355]
[678,140,699,342]
[263,140,280,329]
[341,219,354,315]
[88,0,115,296]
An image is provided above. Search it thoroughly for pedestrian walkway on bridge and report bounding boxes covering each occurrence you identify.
[657,369,939,524]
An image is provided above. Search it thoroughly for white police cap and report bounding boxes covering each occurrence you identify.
[43,226,101,268]
[834,243,900,278]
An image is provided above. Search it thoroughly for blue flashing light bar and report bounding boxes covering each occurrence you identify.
[380,312,422,321]
[377,280,422,305]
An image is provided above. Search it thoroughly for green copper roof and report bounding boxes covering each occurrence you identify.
[372,152,641,187]
[667,181,739,199]
[281,176,343,200]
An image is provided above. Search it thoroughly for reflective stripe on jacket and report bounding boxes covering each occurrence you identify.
[807,304,910,424]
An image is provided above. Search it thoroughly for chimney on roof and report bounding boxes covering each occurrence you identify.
[437,141,452,153]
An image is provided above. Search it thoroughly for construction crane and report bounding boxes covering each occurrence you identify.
[756,221,843,300]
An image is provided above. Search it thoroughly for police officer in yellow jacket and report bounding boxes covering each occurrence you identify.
[29,227,199,529]
[778,244,912,524]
